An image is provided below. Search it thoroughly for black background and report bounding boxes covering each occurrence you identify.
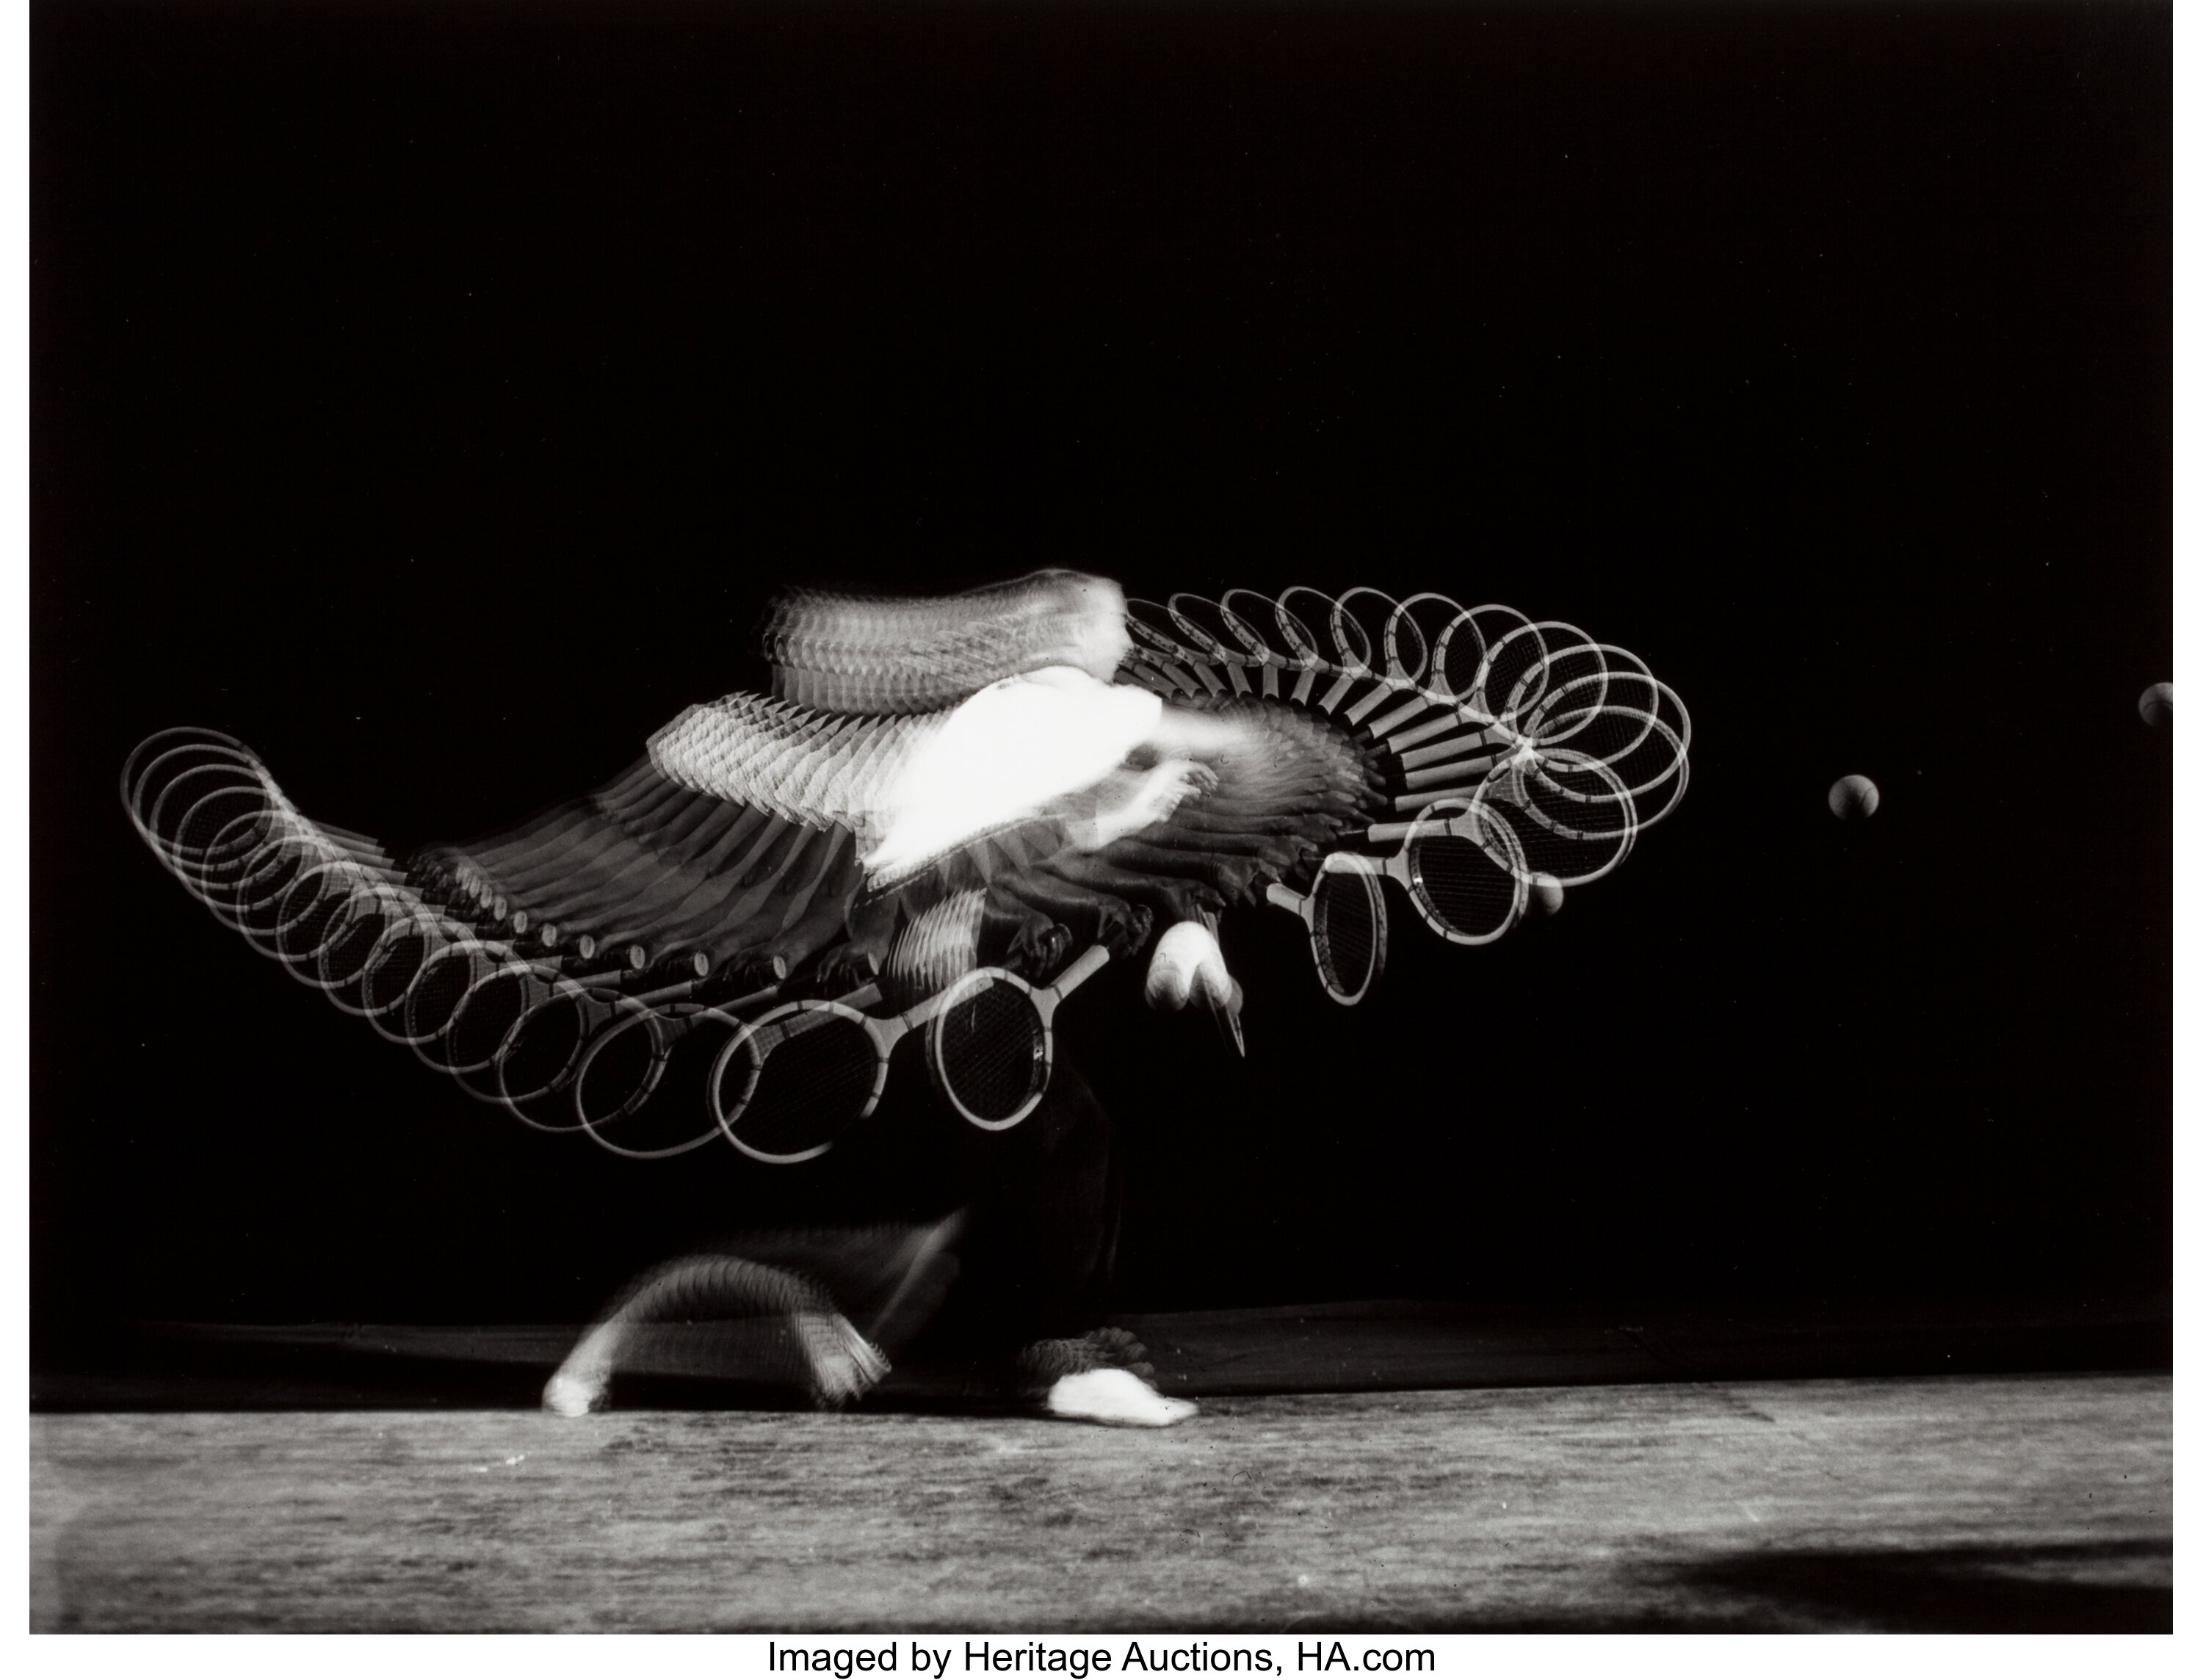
[33,1,2169,1350]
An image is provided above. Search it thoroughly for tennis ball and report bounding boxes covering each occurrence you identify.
[2139,682,2172,727]
[1828,774,1880,820]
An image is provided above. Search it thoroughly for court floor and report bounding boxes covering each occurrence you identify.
[30,1372,2170,1632]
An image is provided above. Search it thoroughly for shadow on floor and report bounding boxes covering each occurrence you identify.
[1658,1538,2174,1632]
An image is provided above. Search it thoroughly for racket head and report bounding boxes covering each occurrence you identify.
[121,728,247,824]
[1396,801,1529,945]
[926,968,1052,1132]
[1475,622,1564,725]
[1326,587,1390,677]
[491,979,604,1126]
[147,761,267,878]
[1386,593,1461,689]
[1124,597,1201,664]
[1305,862,1388,1006]
[126,739,257,852]
[1218,589,1293,666]
[314,888,410,1011]
[270,863,366,976]
[1454,605,1538,714]
[240,847,341,955]
[711,1000,887,1165]
[187,805,289,923]
[1272,587,1337,668]
[571,1002,715,1158]
[1520,677,1692,829]
[359,910,443,1038]
[440,957,546,1073]
[233,834,327,952]
[1480,751,1638,886]
[1429,608,1493,709]
[408,939,502,1065]
[1165,594,1246,666]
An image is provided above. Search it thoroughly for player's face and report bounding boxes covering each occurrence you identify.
[1066,585,1134,681]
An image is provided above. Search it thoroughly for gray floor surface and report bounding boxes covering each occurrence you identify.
[29,1372,2170,1632]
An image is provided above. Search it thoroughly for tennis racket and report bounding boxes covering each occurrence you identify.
[567,982,784,1159]
[1342,799,1531,945]
[712,944,1111,1163]
[1263,861,1388,1006]
[925,942,1114,1131]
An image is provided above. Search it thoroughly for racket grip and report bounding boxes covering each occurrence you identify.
[1361,820,1416,846]
[700,982,782,1018]
[1383,709,1474,752]
[1394,783,1490,815]
[1402,753,1497,790]
[838,982,885,1012]
[1397,731,1493,771]
[1264,880,1308,914]
[1365,692,1431,739]
[1344,679,1404,727]
[1051,942,1112,998]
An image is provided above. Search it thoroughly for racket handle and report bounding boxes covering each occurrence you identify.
[839,982,884,1012]
[1344,679,1406,727]
[1365,692,1432,739]
[1402,753,1497,791]
[1397,731,1494,771]
[703,982,783,1018]
[1394,783,1492,815]
[1383,710,1472,752]
[1264,880,1308,914]
[1361,820,1416,846]
[1051,942,1112,999]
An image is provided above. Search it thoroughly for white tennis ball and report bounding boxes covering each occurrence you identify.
[2139,681,2171,727]
[1828,774,1880,820]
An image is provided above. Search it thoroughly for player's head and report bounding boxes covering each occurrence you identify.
[1041,572,1132,682]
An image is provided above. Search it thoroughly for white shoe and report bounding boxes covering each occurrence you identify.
[542,1369,607,1417]
[1043,1366,1199,1427]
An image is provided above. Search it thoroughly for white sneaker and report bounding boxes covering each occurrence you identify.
[541,1368,607,1417]
[1042,1366,1199,1427]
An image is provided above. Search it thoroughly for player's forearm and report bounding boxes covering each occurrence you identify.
[1143,704,1250,759]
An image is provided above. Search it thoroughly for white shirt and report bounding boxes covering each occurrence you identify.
[864,667,1163,883]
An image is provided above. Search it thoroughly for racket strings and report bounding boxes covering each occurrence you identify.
[1408,830,1522,942]
[497,996,589,1103]
[1310,873,1381,1002]
[574,1013,665,1127]
[316,901,393,1005]
[405,946,484,1047]
[444,968,532,1072]
[932,982,1047,1125]
[723,1013,880,1161]
[361,925,429,1020]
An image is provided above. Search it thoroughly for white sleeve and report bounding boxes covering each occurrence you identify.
[864,667,1164,881]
